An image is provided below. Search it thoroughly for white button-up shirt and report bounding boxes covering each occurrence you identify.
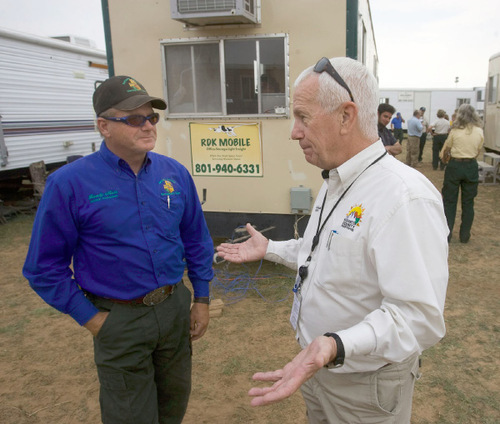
[265,141,448,373]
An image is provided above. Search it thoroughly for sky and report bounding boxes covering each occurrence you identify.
[371,0,499,88]
[0,0,498,89]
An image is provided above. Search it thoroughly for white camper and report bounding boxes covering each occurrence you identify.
[0,27,108,183]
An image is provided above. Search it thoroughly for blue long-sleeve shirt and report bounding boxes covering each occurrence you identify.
[407,116,423,137]
[23,141,214,326]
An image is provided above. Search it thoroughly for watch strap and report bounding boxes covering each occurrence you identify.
[323,333,345,368]
[193,297,210,305]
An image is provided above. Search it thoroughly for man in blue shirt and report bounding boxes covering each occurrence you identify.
[23,75,214,424]
[390,112,405,144]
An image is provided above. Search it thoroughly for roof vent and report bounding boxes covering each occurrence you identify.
[51,35,96,49]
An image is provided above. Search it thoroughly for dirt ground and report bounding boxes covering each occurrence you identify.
[1,144,499,423]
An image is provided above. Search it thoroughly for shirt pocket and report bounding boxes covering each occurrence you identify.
[315,233,363,296]
[159,194,184,237]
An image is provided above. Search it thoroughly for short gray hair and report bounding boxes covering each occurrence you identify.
[294,57,379,140]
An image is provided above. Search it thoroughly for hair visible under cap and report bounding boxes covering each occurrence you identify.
[294,57,379,140]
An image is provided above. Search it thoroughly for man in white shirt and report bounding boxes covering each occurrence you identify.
[217,57,449,423]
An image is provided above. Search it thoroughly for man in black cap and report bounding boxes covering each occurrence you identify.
[23,75,214,423]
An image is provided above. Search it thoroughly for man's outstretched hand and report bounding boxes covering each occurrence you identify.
[216,223,269,263]
[248,335,337,406]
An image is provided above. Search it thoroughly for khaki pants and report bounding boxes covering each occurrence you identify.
[406,136,420,167]
[301,353,420,424]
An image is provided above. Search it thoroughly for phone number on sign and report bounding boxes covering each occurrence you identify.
[194,163,261,175]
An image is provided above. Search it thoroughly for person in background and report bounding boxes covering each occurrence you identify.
[23,75,214,424]
[430,109,451,170]
[407,109,423,167]
[391,111,405,144]
[418,107,429,162]
[217,57,448,423]
[440,104,484,243]
[450,109,458,126]
[378,103,402,156]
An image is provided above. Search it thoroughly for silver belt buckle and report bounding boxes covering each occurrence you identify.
[142,285,173,306]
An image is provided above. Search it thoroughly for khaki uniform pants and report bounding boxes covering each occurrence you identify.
[301,353,420,424]
[406,136,420,167]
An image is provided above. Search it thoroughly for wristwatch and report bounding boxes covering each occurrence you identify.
[323,333,345,368]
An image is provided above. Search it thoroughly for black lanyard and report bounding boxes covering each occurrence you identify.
[297,151,387,288]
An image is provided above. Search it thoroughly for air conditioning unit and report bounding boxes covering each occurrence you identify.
[170,0,261,26]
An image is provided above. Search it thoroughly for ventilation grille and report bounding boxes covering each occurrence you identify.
[177,0,254,13]
[177,0,237,13]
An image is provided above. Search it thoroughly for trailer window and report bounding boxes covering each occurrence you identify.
[456,98,471,108]
[488,75,498,104]
[162,35,288,118]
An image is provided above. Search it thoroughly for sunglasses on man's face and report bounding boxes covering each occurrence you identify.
[313,57,355,103]
[101,113,160,127]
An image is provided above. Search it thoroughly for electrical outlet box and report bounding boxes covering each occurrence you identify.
[290,186,311,214]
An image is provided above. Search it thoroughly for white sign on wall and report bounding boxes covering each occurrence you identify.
[398,92,414,102]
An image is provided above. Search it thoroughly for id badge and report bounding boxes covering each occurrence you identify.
[290,276,302,331]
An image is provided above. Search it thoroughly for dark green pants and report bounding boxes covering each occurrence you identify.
[441,159,479,242]
[393,128,404,143]
[418,133,427,161]
[432,134,448,170]
[90,283,192,424]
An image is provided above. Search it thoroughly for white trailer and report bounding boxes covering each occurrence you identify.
[484,51,500,153]
[0,27,108,183]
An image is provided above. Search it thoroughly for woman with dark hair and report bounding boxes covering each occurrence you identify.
[440,104,484,243]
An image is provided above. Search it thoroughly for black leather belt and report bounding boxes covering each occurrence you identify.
[450,158,475,162]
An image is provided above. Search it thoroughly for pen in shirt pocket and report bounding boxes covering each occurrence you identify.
[327,230,338,250]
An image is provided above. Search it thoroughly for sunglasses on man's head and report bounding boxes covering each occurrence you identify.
[313,57,355,103]
[101,113,160,127]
